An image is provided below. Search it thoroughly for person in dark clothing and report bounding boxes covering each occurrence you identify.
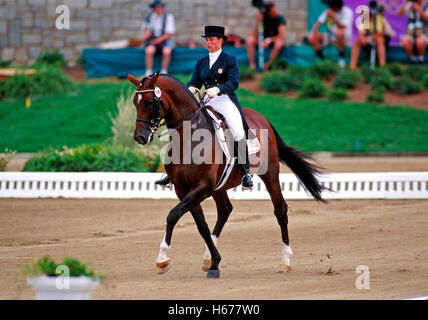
[245,1,287,70]
[156,26,254,189]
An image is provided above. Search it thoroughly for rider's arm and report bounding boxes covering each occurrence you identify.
[187,60,203,90]
[217,56,239,95]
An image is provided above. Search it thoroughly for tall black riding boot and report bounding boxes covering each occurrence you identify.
[234,138,253,189]
[155,174,170,186]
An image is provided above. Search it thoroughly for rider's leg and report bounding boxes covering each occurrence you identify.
[211,97,253,189]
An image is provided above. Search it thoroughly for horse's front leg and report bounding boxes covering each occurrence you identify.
[202,191,233,272]
[156,185,209,274]
[190,204,222,278]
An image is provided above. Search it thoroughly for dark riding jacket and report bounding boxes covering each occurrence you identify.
[188,50,251,135]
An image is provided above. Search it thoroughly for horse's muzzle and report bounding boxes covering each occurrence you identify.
[134,132,153,145]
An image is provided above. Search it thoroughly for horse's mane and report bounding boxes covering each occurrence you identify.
[160,74,215,132]
[160,74,200,107]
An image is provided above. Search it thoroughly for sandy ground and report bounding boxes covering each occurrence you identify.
[0,198,427,300]
[1,157,428,300]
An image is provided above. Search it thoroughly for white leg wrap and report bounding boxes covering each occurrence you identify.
[156,235,170,263]
[203,235,218,260]
[281,243,293,266]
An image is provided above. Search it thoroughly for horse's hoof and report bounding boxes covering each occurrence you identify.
[156,260,171,274]
[280,263,292,272]
[202,259,211,272]
[206,269,220,279]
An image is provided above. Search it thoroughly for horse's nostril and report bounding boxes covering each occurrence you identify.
[136,136,146,144]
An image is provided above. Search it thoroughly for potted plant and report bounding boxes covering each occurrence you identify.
[23,255,102,300]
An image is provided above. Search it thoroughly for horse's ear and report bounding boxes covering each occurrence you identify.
[127,73,140,87]
[150,71,160,84]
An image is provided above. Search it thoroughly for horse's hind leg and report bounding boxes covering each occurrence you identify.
[190,204,222,278]
[259,173,293,271]
[202,191,233,271]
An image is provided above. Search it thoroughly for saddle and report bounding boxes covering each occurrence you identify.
[202,106,260,191]
[203,106,260,157]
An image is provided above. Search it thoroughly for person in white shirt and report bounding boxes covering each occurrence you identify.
[308,0,354,67]
[141,0,176,75]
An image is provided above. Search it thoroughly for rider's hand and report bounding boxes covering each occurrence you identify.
[206,87,220,98]
[189,86,199,94]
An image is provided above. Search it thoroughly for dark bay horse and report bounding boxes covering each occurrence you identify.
[128,72,325,278]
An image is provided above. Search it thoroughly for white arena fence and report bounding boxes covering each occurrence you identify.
[1,172,428,200]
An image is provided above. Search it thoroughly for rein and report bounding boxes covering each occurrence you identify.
[135,86,211,138]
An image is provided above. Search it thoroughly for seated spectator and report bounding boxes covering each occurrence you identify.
[350,7,393,69]
[397,0,428,64]
[245,1,287,71]
[308,0,353,68]
[141,0,175,75]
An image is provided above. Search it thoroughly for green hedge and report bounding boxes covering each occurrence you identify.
[0,66,74,100]
[23,144,161,172]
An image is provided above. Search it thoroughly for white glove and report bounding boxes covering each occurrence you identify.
[189,86,199,94]
[206,87,220,98]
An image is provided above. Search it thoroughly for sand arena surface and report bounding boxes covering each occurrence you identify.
[1,156,427,300]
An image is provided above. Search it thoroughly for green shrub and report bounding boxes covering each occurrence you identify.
[0,80,6,99]
[422,74,428,89]
[327,88,349,102]
[369,68,395,91]
[32,66,74,96]
[281,72,305,91]
[308,59,339,79]
[23,144,161,172]
[34,50,67,68]
[22,255,101,278]
[403,64,428,81]
[299,77,327,98]
[0,148,16,171]
[360,65,375,84]
[268,57,287,71]
[261,71,286,92]
[393,75,424,95]
[384,63,403,76]
[240,65,257,80]
[0,67,74,99]
[261,70,307,93]
[332,69,362,89]
[3,73,35,98]
[0,59,12,68]
[366,90,384,104]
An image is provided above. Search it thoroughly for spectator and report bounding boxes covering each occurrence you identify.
[397,0,428,64]
[245,1,287,71]
[141,0,175,75]
[350,7,392,69]
[308,0,353,68]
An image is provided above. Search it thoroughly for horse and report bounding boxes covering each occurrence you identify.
[127,71,326,278]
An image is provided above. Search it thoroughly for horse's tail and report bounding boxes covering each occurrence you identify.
[268,121,327,203]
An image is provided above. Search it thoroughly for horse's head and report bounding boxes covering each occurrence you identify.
[128,72,163,145]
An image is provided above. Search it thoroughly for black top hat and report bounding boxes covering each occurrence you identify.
[201,26,227,39]
[149,0,165,8]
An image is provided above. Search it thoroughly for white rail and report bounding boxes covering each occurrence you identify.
[0,172,427,200]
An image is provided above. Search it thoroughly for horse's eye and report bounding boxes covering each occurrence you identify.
[144,101,152,107]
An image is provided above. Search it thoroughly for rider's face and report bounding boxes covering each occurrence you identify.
[205,36,223,53]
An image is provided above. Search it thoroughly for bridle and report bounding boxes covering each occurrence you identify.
[135,86,166,135]
[135,83,210,137]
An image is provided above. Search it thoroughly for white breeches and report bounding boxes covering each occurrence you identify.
[208,94,245,141]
